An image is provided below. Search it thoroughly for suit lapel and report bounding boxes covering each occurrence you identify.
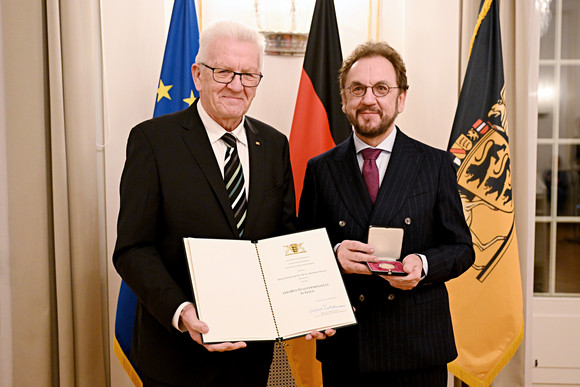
[180,102,238,236]
[371,130,422,225]
[243,119,264,237]
[327,135,373,229]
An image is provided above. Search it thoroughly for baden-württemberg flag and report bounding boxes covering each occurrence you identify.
[446,1,523,386]
[113,1,199,385]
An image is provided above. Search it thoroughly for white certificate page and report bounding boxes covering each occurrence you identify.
[257,228,356,339]
[184,238,277,343]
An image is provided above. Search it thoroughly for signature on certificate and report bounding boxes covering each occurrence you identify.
[309,304,347,315]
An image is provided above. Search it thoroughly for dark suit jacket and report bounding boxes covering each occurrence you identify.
[298,130,474,373]
[113,100,296,385]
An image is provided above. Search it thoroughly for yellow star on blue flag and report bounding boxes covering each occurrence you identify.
[183,90,196,106]
[157,80,173,102]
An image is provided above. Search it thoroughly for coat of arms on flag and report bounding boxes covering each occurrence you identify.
[449,86,515,282]
[446,1,523,385]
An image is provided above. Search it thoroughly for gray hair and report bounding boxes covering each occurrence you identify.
[196,20,265,70]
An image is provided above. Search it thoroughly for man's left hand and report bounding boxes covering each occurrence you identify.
[380,254,422,290]
[305,328,336,341]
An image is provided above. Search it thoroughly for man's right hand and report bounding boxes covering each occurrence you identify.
[336,240,379,275]
[180,303,247,352]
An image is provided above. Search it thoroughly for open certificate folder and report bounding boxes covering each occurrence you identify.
[183,228,356,343]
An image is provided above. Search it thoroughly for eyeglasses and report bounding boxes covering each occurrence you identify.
[346,83,401,98]
[200,63,263,87]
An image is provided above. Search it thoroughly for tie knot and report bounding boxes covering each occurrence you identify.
[361,148,381,161]
[222,133,237,148]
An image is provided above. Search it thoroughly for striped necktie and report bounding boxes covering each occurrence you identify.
[222,133,247,237]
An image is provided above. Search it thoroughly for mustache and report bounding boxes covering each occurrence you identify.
[356,107,382,116]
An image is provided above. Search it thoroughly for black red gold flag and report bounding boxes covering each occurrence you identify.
[289,0,351,208]
[286,1,350,385]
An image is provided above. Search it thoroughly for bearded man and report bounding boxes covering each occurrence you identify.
[297,41,475,387]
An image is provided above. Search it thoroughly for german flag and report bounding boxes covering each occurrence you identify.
[286,1,350,385]
[446,1,523,385]
[289,0,351,209]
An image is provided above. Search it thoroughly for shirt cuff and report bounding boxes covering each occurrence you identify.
[172,301,194,332]
[417,253,428,279]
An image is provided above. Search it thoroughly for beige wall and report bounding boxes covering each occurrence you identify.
[100,3,169,385]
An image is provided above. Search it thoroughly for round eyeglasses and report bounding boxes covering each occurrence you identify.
[200,63,263,87]
[346,83,401,98]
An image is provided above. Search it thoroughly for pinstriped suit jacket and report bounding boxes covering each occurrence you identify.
[298,130,474,373]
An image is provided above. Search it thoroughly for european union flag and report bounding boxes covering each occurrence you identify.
[154,0,200,117]
[113,1,200,384]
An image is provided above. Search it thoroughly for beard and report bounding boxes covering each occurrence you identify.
[346,104,398,139]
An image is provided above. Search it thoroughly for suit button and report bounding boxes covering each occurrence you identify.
[339,220,346,227]
[404,217,411,225]
[359,294,365,302]
[387,294,395,301]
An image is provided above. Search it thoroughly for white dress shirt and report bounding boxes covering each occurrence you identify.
[197,102,250,197]
[172,103,252,331]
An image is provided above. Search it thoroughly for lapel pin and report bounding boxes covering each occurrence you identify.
[255,141,261,146]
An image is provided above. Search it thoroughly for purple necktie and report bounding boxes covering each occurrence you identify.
[361,148,382,204]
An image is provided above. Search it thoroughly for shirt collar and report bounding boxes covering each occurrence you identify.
[354,126,397,154]
[197,102,248,146]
